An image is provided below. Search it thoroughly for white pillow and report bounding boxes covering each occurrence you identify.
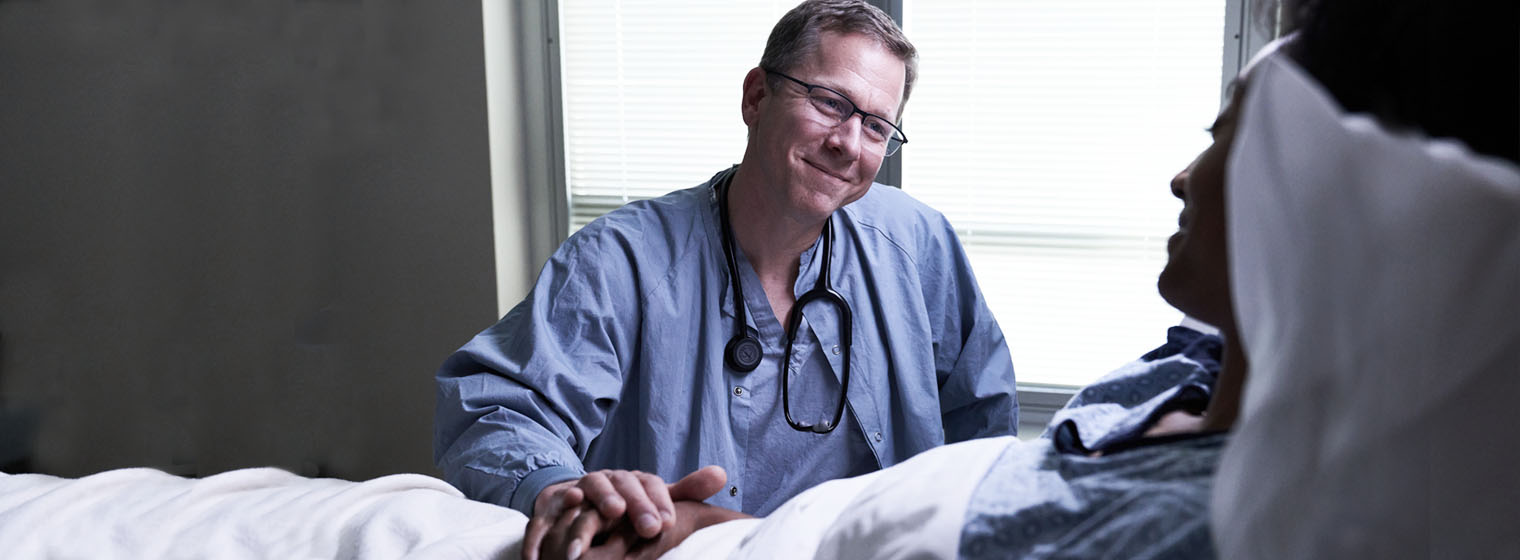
[1212,54,1520,558]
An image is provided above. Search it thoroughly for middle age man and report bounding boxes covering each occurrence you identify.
[433,1,1017,557]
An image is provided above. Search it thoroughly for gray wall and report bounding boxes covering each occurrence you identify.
[0,1,498,479]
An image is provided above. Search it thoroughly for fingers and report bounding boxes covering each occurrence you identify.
[668,465,727,501]
[639,473,675,526]
[579,526,635,560]
[615,472,670,538]
[551,486,585,516]
[577,470,672,539]
[523,481,582,560]
[543,504,589,560]
[564,504,607,559]
[523,515,548,560]
[529,466,723,560]
[575,471,626,520]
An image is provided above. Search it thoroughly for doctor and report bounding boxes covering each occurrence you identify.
[433,1,1017,557]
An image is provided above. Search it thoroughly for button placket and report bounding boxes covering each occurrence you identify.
[801,309,846,384]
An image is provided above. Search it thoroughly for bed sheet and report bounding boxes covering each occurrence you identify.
[665,435,1014,560]
[0,467,527,559]
[0,435,1015,559]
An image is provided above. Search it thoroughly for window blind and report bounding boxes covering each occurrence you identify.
[903,0,1225,385]
[560,1,793,230]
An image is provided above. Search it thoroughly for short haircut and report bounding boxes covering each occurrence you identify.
[759,0,918,117]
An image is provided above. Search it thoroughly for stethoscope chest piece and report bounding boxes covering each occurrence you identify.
[725,329,762,372]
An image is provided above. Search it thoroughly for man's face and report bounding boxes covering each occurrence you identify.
[742,31,906,224]
[1157,82,1246,329]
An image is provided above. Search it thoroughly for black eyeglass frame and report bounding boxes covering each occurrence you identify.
[763,68,909,156]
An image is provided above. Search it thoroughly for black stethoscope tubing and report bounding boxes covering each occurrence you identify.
[715,167,853,434]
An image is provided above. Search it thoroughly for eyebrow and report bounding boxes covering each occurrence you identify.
[830,83,899,123]
[809,76,899,123]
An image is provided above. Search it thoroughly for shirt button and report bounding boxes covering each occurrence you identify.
[729,486,738,497]
[733,386,744,397]
[831,345,841,355]
[873,432,883,442]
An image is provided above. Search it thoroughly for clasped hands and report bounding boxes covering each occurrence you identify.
[523,466,748,560]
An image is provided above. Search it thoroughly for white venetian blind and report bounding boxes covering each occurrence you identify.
[560,1,793,230]
[903,0,1225,385]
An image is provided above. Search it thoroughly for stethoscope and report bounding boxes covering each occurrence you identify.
[714,166,853,434]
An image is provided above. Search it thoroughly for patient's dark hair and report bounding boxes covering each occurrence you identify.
[1280,0,1518,164]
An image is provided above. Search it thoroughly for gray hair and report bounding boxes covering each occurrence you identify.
[759,0,918,116]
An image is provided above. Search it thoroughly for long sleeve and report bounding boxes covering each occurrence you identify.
[434,181,1023,517]
[433,228,640,515]
[923,213,1019,443]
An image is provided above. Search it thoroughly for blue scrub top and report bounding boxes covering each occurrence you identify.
[434,173,1018,516]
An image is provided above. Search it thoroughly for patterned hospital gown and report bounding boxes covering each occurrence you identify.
[960,326,1226,559]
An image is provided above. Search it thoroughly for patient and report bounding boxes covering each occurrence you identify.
[973,1,1516,555]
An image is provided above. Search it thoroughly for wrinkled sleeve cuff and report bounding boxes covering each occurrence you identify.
[511,465,585,516]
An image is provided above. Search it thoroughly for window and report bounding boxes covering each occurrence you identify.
[559,2,794,229]
[549,0,1249,387]
[901,1,1224,385]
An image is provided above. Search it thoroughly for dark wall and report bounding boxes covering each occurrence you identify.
[0,1,497,479]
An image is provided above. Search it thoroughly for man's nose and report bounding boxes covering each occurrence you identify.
[824,114,865,157]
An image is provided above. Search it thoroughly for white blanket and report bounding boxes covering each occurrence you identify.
[0,436,1012,559]
[667,436,1012,560]
[0,468,527,559]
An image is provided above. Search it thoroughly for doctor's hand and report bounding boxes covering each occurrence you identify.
[581,497,752,560]
[524,469,666,560]
[527,466,728,560]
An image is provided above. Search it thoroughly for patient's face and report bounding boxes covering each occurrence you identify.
[1158,83,1246,330]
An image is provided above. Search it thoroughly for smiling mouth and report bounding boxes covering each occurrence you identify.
[805,159,850,183]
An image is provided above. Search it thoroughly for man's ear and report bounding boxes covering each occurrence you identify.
[740,67,769,127]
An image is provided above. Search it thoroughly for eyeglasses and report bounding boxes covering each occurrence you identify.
[764,68,908,157]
